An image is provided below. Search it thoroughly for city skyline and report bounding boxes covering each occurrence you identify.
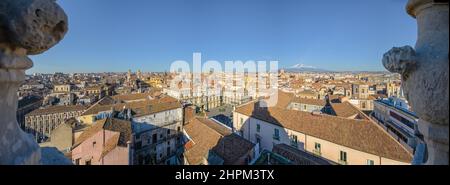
[1,0,449,174]
[28,0,416,74]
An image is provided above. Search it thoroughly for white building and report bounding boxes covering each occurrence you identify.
[372,97,419,152]
[131,104,184,165]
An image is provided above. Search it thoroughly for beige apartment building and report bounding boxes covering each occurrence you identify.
[53,83,74,93]
[17,95,43,130]
[352,83,370,99]
[349,82,377,111]
[25,105,86,143]
[232,91,412,165]
[387,82,402,97]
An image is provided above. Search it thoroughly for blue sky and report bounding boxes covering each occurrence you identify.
[29,0,416,74]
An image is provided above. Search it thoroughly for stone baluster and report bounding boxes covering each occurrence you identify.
[0,0,68,164]
[383,0,449,165]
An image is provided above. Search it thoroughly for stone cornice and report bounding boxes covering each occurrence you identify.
[407,0,449,18]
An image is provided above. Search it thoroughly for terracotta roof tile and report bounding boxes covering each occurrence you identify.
[297,90,318,96]
[100,133,121,160]
[97,96,115,105]
[26,105,86,116]
[196,117,232,136]
[184,117,255,165]
[291,97,326,106]
[274,90,295,108]
[330,102,367,119]
[82,96,181,116]
[73,118,132,149]
[211,134,255,165]
[272,144,335,165]
[72,119,106,148]
[111,91,162,102]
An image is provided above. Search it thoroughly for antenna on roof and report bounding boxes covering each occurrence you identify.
[222,136,225,155]
[127,108,131,120]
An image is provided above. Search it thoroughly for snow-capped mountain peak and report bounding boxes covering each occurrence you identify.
[290,64,316,69]
[284,63,330,72]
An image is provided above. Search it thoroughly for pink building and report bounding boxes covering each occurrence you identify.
[71,118,132,165]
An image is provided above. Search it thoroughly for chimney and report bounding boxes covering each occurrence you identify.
[127,108,131,120]
[339,96,349,103]
[311,110,322,116]
[183,105,195,125]
[127,134,134,165]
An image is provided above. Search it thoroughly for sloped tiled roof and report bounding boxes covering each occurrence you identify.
[211,134,255,165]
[73,118,132,150]
[196,117,232,136]
[297,90,318,96]
[272,144,335,165]
[291,97,326,106]
[26,105,86,116]
[330,102,367,119]
[82,96,181,116]
[274,90,295,108]
[96,96,115,105]
[18,95,42,108]
[100,133,121,160]
[111,91,162,102]
[184,117,255,165]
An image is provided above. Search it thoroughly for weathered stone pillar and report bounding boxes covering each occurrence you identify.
[0,0,68,164]
[382,0,449,165]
